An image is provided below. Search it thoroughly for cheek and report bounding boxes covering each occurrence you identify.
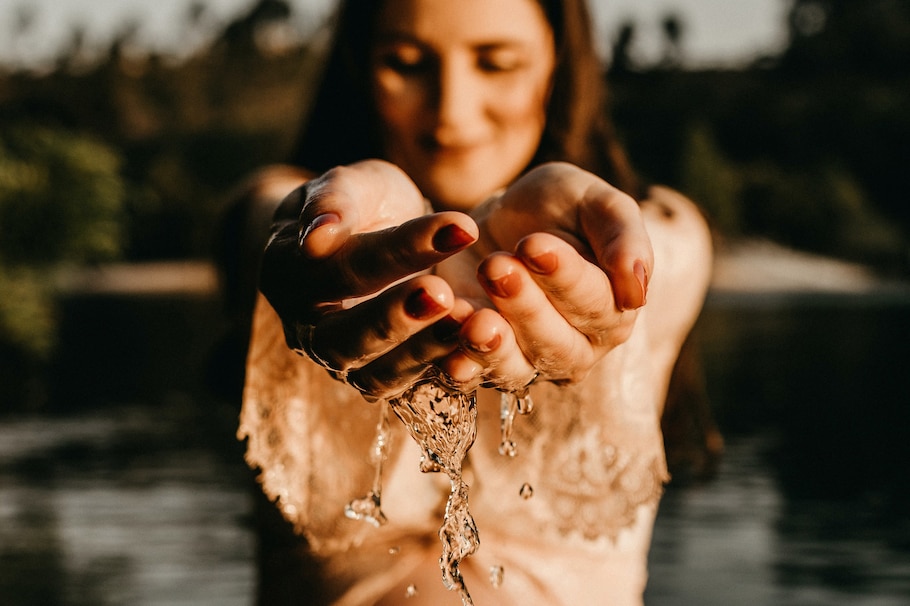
[493,82,549,139]
[373,74,424,141]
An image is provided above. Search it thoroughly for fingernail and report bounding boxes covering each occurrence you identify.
[432,315,462,343]
[631,260,649,308]
[525,251,558,275]
[470,332,501,354]
[480,271,521,299]
[404,288,446,320]
[300,212,341,243]
[432,224,475,253]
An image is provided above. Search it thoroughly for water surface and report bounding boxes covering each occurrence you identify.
[2,289,908,605]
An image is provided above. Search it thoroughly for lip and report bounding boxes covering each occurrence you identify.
[434,146,479,161]
[419,135,484,160]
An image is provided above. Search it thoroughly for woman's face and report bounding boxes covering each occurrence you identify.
[370,0,556,211]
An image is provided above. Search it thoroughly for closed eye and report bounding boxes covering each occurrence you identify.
[375,41,434,75]
[476,46,528,73]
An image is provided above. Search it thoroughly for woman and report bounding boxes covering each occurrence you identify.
[235,0,713,604]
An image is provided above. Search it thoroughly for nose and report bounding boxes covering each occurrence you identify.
[432,58,482,144]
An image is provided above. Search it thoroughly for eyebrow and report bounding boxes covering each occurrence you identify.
[373,30,533,52]
[376,29,529,50]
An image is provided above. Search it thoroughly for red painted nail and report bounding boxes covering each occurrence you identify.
[525,251,558,275]
[470,332,501,354]
[300,212,341,243]
[432,224,475,253]
[480,271,521,299]
[634,260,649,307]
[404,288,446,320]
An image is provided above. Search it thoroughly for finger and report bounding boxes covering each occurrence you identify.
[457,307,541,392]
[309,274,455,373]
[515,232,632,348]
[446,309,540,391]
[294,161,428,255]
[301,211,478,301]
[345,299,475,400]
[476,253,597,382]
[437,349,486,392]
[579,183,653,310]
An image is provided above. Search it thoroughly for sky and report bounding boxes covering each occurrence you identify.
[0,0,791,69]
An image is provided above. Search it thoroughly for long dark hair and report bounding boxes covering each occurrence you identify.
[286,0,717,483]
[292,0,641,197]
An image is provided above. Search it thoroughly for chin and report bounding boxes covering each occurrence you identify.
[425,183,494,212]
[423,169,507,211]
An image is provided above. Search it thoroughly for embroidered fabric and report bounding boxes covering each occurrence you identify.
[238,295,670,603]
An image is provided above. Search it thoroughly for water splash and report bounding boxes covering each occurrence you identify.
[344,402,391,527]
[405,584,419,598]
[489,564,504,589]
[389,375,479,606]
[519,482,534,500]
[499,388,534,457]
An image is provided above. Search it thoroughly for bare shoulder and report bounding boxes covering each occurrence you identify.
[641,185,713,269]
[639,185,714,355]
[641,185,711,238]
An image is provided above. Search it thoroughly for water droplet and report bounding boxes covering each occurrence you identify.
[388,545,401,555]
[344,403,392,527]
[515,390,534,415]
[499,392,519,457]
[519,483,534,499]
[405,584,418,598]
[344,491,387,527]
[489,565,504,588]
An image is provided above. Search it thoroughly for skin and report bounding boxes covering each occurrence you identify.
[259,0,684,400]
[370,0,556,211]
[248,1,713,602]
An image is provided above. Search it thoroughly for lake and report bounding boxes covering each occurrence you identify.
[1,281,908,605]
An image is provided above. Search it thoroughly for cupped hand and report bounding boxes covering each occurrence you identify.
[436,162,654,391]
[259,159,479,399]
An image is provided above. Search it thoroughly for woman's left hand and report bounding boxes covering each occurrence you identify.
[436,162,654,392]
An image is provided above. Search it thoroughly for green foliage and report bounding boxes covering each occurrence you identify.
[679,123,743,234]
[123,129,291,259]
[739,162,904,265]
[0,125,127,358]
[609,0,910,271]
[0,125,125,265]
[675,120,903,265]
[1,0,907,272]
[0,266,56,357]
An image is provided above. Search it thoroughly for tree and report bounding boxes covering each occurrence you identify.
[782,0,910,76]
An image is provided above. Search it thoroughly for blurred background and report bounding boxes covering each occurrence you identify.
[1,0,908,604]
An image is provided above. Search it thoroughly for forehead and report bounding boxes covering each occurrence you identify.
[375,0,553,47]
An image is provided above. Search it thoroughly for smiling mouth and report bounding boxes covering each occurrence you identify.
[420,134,481,155]
[422,143,481,164]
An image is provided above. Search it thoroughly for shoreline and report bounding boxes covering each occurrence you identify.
[55,238,910,304]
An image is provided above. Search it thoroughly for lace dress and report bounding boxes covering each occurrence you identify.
[238,294,670,605]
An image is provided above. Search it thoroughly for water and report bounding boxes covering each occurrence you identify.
[388,378,480,606]
[645,292,910,605]
[2,287,908,605]
[344,402,391,528]
[0,400,255,606]
[498,389,534,458]
[489,565,504,589]
[519,482,534,500]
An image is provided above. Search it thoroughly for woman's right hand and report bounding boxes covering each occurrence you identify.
[258,160,479,400]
